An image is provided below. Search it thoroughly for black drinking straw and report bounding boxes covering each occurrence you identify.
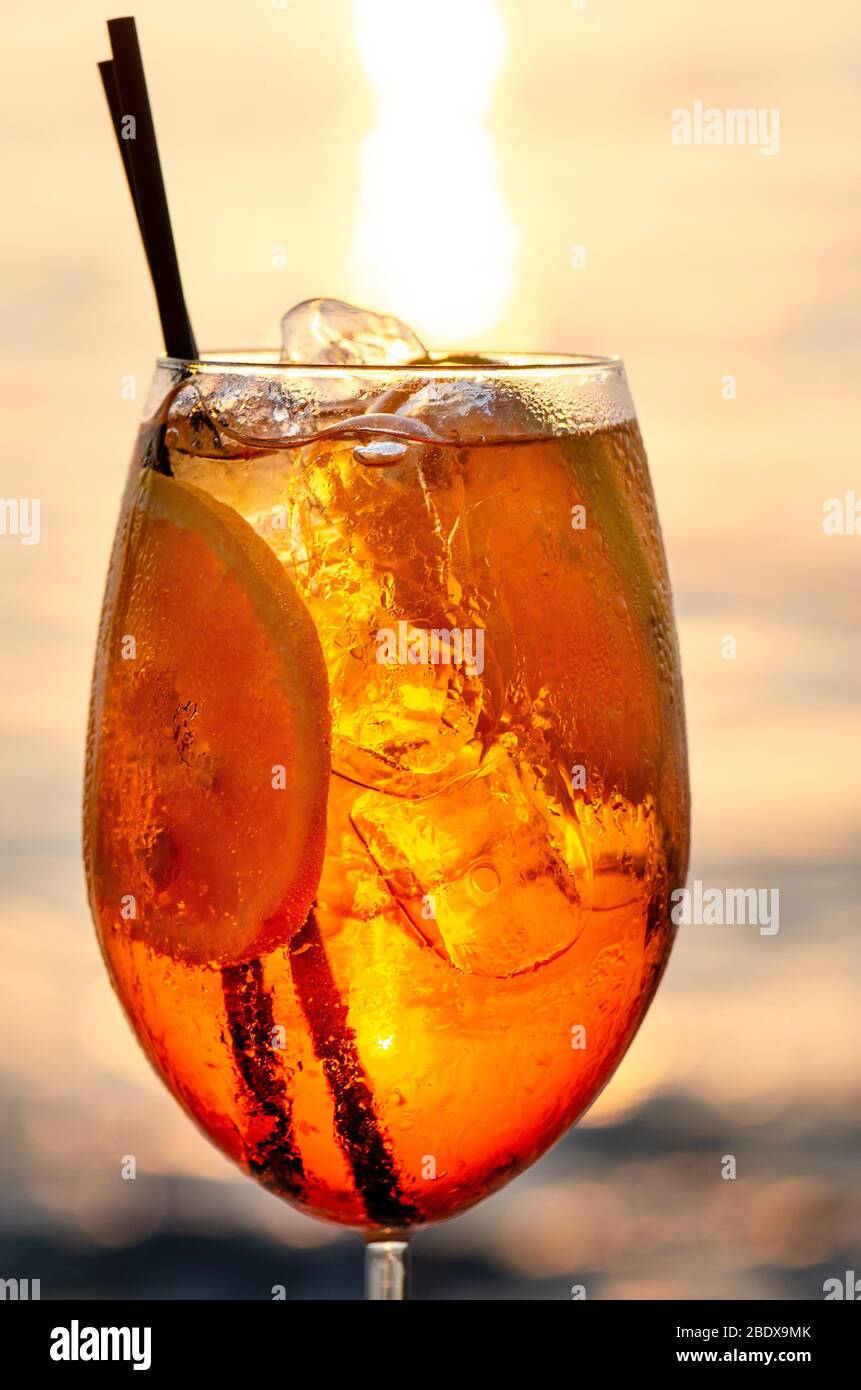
[99,16,413,1243]
[99,17,197,359]
[98,60,144,247]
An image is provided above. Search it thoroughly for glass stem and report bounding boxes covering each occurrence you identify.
[364,1238,410,1300]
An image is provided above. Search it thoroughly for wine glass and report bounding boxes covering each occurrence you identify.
[84,350,689,1299]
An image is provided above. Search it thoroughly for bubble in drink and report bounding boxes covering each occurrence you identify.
[353,439,408,465]
[280,296,429,366]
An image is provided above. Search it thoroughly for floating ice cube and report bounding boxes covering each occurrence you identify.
[264,430,488,796]
[162,373,318,457]
[373,375,544,443]
[279,297,429,367]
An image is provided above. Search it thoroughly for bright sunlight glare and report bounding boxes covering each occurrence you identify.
[350,0,516,344]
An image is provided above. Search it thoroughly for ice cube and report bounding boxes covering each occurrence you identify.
[372,375,544,443]
[350,744,591,977]
[280,297,429,367]
[162,373,318,457]
[268,435,486,797]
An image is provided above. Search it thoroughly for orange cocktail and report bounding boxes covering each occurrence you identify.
[85,347,689,1236]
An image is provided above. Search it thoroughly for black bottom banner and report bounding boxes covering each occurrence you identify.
[2,1297,857,1375]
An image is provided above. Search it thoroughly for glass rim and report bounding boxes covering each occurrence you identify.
[160,348,624,375]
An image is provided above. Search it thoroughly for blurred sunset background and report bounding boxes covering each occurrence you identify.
[0,0,858,1298]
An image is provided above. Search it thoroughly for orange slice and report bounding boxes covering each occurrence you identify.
[85,468,331,966]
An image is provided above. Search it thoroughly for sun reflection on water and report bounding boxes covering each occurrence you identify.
[351,0,516,343]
